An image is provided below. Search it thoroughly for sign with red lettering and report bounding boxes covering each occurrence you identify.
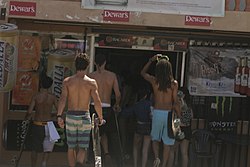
[9,1,36,16]
[185,15,211,26]
[153,38,188,51]
[103,10,130,22]
[98,34,134,48]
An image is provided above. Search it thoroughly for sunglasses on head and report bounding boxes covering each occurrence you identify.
[157,55,169,61]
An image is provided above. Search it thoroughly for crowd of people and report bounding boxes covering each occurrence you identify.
[25,52,193,167]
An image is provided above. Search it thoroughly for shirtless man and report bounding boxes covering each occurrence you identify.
[88,54,121,163]
[141,54,181,167]
[57,53,104,167]
[25,73,58,167]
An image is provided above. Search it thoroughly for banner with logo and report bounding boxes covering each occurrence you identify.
[96,34,187,51]
[18,35,41,71]
[82,0,224,17]
[153,37,188,51]
[207,96,238,134]
[188,47,250,97]
[9,1,36,16]
[11,71,39,106]
[185,15,211,26]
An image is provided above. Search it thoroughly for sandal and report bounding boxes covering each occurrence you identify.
[153,158,160,167]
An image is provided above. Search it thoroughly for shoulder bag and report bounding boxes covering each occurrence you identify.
[167,90,185,140]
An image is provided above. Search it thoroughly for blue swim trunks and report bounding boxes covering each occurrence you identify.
[151,109,175,145]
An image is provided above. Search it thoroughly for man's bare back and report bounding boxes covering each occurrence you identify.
[62,74,98,111]
[31,91,58,121]
[89,70,119,105]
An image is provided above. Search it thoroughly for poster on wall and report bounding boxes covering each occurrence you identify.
[11,71,39,106]
[188,47,250,97]
[82,0,225,17]
[18,35,41,71]
[9,35,41,110]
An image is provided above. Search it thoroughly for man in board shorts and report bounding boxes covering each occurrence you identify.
[88,54,121,164]
[57,53,104,167]
[25,72,58,167]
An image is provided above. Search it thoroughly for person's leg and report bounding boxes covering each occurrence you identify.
[152,141,161,167]
[180,139,189,167]
[119,115,128,155]
[133,133,142,167]
[76,148,87,164]
[101,133,109,154]
[31,125,45,167]
[162,144,170,167]
[152,141,159,159]
[141,135,151,167]
[31,151,38,167]
[42,124,56,167]
[68,148,76,167]
[41,152,49,167]
[167,143,179,167]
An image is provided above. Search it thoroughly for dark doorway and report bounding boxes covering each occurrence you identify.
[95,47,178,76]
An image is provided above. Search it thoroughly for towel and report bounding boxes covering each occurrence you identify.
[47,121,60,142]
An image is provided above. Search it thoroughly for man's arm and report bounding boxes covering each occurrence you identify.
[57,80,68,128]
[51,95,59,118]
[53,96,59,111]
[113,75,121,112]
[91,80,103,122]
[57,80,68,116]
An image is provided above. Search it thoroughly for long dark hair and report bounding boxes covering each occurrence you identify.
[155,58,173,92]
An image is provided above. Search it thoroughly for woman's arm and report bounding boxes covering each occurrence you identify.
[172,81,181,118]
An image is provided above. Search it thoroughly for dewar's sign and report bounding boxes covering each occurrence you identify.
[9,1,36,16]
[103,10,129,22]
[185,15,211,26]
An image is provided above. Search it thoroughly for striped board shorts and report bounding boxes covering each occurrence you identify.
[66,111,91,149]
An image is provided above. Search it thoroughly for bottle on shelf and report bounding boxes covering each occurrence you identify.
[234,56,242,93]
[247,58,250,96]
[239,57,248,95]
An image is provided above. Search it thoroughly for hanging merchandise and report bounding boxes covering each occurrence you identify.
[247,59,250,96]
[0,23,18,92]
[47,49,75,98]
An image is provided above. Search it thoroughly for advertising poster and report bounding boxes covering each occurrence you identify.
[82,0,225,17]
[0,23,18,92]
[11,71,39,106]
[97,34,134,48]
[18,35,41,71]
[188,47,250,97]
[153,38,188,51]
